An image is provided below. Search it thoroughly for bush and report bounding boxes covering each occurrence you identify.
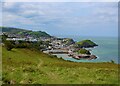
[110,60,115,64]
[78,49,91,55]
[4,40,14,51]
[15,42,30,48]
[4,40,47,51]
[1,34,8,43]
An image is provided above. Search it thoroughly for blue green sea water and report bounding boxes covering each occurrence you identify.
[54,36,118,63]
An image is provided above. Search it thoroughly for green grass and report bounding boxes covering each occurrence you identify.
[2,46,119,84]
[0,45,2,86]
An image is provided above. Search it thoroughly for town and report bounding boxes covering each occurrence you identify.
[0,27,98,60]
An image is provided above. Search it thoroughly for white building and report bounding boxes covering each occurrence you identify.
[6,38,26,41]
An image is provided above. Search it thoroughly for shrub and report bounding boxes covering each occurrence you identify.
[78,49,91,55]
[4,40,14,51]
[110,60,115,64]
[1,34,8,43]
[15,42,30,48]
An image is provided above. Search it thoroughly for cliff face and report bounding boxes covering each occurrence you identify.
[77,40,98,48]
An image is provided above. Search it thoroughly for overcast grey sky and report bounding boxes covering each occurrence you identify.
[1,2,118,37]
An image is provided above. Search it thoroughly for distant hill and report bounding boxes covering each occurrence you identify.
[0,26,27,33]
[77,40,98,48]
[0,26,51,37]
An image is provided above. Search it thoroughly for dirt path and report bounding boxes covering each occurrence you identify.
[37,59,44,68]
[37,59,65,84]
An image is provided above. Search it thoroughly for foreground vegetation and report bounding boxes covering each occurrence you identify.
[2,46,119,84]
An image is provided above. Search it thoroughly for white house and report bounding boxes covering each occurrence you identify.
[6,38,26,41]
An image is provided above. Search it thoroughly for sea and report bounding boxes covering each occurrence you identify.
[53,35,119,64]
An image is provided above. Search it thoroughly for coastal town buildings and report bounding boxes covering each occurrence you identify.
[1,32,97,60]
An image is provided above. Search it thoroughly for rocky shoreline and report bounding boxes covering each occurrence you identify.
[71,54,97,60]
[43,49,97,60]
[43,39,98,60]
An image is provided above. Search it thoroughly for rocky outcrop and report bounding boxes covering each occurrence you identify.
[77,40,98,48]
[88,55,97,60]
[72,54,97,60]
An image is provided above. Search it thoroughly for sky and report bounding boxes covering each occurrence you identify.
[1,2,118,37]
[1,0,119,2]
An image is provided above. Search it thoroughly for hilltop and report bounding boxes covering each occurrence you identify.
[0,26,51,38]
[0,27,28,33]
[77,40,98,48]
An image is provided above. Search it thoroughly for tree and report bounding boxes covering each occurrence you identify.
[2,34,8,43]
[29,41,44,50]
[110,60,115,64]
[4,40,14,51]
[78,49,91,55]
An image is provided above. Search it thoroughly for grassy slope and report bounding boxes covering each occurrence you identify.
[2,46,119,84]
[0,46,2,85]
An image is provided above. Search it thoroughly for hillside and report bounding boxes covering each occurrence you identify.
[77,40,98,48]
[0,26,51,37]
[0,27,27,33]
[2,46,119,84]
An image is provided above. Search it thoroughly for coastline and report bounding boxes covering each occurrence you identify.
[62,36,118,63]
[52,53,119,64]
